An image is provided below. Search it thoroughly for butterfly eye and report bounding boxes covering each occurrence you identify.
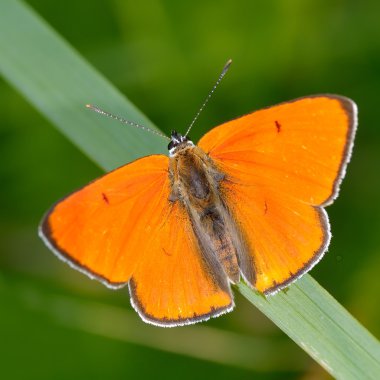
[168,140,175,150]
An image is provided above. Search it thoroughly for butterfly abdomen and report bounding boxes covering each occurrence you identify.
[203,206,240,282]
[169,146,240,283]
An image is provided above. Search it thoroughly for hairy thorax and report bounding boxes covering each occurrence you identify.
[168,145,242,283]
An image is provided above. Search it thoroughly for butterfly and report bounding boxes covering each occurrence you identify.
[39,62,357,327]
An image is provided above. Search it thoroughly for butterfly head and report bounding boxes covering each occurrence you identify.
[168,130,194,157]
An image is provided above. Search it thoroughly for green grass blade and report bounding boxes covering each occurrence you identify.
[0,0,166,173]
[237,277,380,379]
[0,1,379,379]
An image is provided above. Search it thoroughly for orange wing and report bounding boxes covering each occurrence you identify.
[40,154,233,325]
[129,200,233,327]
[199,95,357,294]
[39,155,170,288]
[129,202,234,327]
[223,182,329,293]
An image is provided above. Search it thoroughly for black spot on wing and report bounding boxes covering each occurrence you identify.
[102,192,110,204]
[162,248,172,256]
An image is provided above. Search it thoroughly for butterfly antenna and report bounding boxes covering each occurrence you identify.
[86,104,169,140]
[184,59,232,137]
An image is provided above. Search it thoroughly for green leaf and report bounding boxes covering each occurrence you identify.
[0,1,379,379]
[0,0,166,173]
[237,277,380,379]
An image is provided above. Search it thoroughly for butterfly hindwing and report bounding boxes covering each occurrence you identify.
[129,200,233,327]
[222,182,329,293]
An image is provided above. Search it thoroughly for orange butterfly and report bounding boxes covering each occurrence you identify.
[39,62,357,327]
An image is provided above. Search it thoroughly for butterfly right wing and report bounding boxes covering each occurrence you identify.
[198,95,356,294]
[199,95,356,206]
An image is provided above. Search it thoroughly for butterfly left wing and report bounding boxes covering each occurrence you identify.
[198,95,357,294]
[40,154,233,325]
[129,199,233,327]
[39,155,171,288]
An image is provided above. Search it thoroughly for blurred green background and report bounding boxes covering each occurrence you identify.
[1,1,379,379]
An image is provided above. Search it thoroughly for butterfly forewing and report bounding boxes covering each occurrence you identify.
[199,95,356,206]
[39,155,170,287]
